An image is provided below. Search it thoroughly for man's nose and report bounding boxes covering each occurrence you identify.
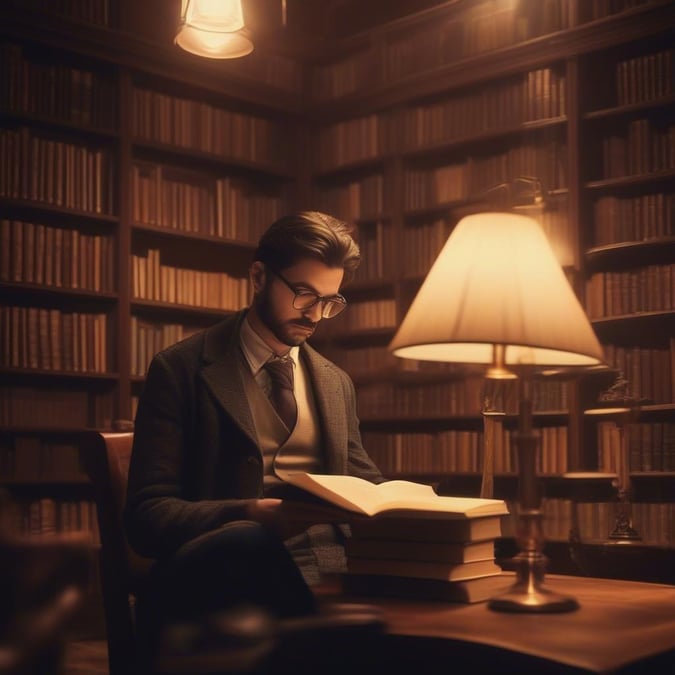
[304,302,323,322]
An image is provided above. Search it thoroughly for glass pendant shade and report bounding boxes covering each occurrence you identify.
[175,0,254,59]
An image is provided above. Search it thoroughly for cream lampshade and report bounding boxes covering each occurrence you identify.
[389,212,603,369]
[175,0,254,59]
[390,211,605,612]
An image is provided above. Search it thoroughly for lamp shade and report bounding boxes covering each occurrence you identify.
[389,212,604,368]
[175,0,254,59]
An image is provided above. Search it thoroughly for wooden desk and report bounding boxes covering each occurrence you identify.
[329,574,675,674]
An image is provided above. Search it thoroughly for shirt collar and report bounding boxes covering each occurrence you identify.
[240,315,298,376]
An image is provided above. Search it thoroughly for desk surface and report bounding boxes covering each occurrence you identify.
[326,574,675,674]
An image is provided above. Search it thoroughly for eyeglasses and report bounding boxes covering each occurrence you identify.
[267,266,347,319]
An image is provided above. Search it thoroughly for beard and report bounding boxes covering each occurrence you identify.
[254,286,317,347]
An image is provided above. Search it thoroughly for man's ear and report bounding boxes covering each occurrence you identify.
[250,261,266,293]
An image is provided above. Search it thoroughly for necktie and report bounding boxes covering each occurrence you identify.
[264,358,297,433]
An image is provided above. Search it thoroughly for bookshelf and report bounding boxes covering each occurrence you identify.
[303,0,675,575]
[1,0,674,592]
[0,4,305,634]
[578,30,675,473]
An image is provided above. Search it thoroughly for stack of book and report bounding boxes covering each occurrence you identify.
[343,513,513,603]
[284,472,514,603]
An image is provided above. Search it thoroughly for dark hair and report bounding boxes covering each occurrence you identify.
[253,211,361,283]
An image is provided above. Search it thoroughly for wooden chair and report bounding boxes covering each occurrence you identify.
[83,429,386,675]
[82,429,153,675]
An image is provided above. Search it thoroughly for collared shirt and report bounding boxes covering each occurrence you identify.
[239,315,300,400]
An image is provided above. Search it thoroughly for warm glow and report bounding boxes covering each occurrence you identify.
[181,0,244,31]
[176,0,253,59]
[175,25,253,58]
[389,212,604,368]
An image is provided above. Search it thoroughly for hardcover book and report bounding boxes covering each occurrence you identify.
[341,571,515,604]
[344,537,495,564]
[349,515,505,543]
[284,473,509,519]
[346,557,502,582]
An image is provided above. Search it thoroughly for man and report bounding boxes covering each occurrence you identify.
[124,211,384,652]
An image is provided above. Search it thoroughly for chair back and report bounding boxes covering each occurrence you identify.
[83,430,153,675]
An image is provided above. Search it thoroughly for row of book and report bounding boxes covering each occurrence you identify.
[0,437,87,482]
[356,378,486,418]
[130,317,201,378]
[132,88,286,166]
[585,263,675,318]
[355,378,568,419]
[132,163,285,242]
[501,497,675,547]
[311,49,375,101]
[0,127,113,214]
[131,249,251,310]
[21,0,110,27]
[615,48,674,107]
[403,138,568,209]
[592,192,675,246]
[597,421,675,472]
[399,209,578,277]
[223,51,304,94]
[331,298,397,334]
[314,0,633,101]
[321,344,401,375]
[316,114,384,172]
[572,500,675,547]
[401,218,455,278]
[0,40,116,128]
[603,343,675,404]
[1,305,108,373]
[381,0,572,84]
[601,120,675,180]
[362,425,570,475]
[323,343,481,382]
[315,174,385,223]
[1,219,115,292]
[0,497,100,543]
[400,68,566,150]
[0,386,114,428]
[580,0,655,22]
[351,221,396,283]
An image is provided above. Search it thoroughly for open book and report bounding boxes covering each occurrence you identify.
[284,473,508,519]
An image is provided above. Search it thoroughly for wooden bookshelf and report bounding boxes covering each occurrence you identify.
[0,3,305,635]
[301,0,675,575]
[1,0,674,590]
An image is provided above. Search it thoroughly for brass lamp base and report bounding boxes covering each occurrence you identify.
[489,551,579,613]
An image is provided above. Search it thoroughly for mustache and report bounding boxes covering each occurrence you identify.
[292,319,317,329]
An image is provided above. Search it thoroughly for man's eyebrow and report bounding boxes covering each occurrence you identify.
[288,278,342,298]
[287,278,319,293]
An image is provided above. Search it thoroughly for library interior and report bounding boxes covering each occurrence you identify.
[1,0,674,673]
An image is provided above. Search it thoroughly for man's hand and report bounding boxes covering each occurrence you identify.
[245,498,355,539]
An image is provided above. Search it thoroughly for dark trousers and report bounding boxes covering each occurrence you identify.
[134,520,317,667]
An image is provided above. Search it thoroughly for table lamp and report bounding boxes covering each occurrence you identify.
[389,212,605,612]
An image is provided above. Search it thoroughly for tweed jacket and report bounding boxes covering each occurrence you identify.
[124,309,384,560]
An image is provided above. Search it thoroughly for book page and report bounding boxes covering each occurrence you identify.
[284,473,508,518]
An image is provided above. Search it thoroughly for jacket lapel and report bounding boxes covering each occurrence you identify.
[198,313,348,470]
[199,312,259,449]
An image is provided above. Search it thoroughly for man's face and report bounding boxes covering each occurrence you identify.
[251,258,344,350]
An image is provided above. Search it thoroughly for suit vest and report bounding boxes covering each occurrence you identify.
[238,349,324,492]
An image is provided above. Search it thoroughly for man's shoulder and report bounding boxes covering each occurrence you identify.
[303,342,350,380]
